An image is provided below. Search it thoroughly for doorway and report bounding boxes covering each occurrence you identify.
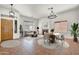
[1,18,13,41]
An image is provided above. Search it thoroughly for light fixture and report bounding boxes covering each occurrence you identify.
[9,4,15,17]
[48,7,57,19]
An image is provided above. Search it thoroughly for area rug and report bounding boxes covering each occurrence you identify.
[37,39,69,49]
[1,40,21,48]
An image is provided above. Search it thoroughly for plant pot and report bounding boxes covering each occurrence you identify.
[74,37,78,42]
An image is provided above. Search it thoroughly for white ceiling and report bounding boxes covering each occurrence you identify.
[0,4,78,19]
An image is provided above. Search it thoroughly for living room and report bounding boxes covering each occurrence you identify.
[0,4,79,55]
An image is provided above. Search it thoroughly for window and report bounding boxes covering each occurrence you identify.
[29,26,35,31]
[54,20,67,33]
[15,20,17,33]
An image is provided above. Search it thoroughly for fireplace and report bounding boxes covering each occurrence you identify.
[42,29,48,35]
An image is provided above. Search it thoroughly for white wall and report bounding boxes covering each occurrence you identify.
[38,6,79,37]
[13,13,21,39]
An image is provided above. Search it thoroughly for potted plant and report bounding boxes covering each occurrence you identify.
[70,23,79,42]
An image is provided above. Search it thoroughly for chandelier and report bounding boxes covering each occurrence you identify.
[48,7,57,19]
[9,4,15,17]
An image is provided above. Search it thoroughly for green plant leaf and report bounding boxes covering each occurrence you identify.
[70,22,79,37]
